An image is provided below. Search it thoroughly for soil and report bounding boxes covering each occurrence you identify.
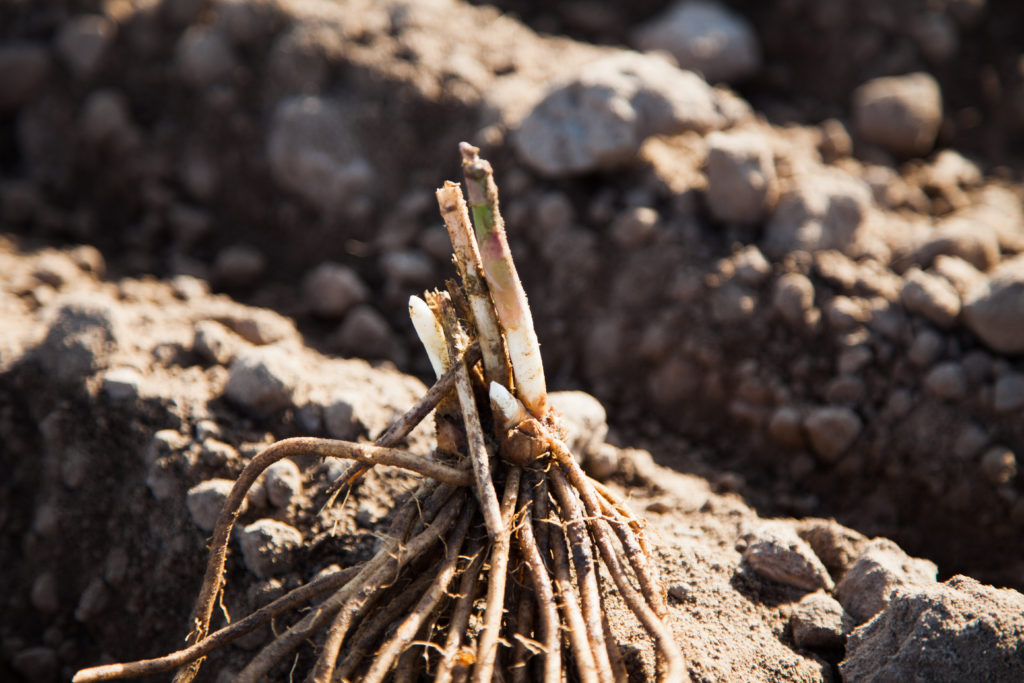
[3,1,1024,681]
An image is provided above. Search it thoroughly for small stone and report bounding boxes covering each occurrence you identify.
[214,244,266,287]
[224,346,298,416]
[834,538,937,624]
[914,219,1000,272]
[37,297,119,384]
[12,646,58,683]
[993,373,1024,413]
[380,249,434,288]
[963,255,1024,353]
[908,328,944,367]
[102,367,143,401]
[795,518,869,575]
[30,572,59,614]
[803,406,862,462]
[923,361,967,401]
[609,206,659,247]
[55,14,115,79]
[824,375,865,405]
[709,282,756,323]
[323,393,359,440]
[741,523,834,592]
[215,0,285,46]
[953,422,989,459]
[331,306,398,361]
[837,345,872,375]
[730,244,772,287]
[75,577,110,622]
[668,582,694,602]
[303,262,368,318]
[932,255,986,298]
[187,479,242,532]
[79,89,136,149]
[193,320,239,366]
[264,459,302,507]
[767,406,804,448]
[0,43,50,111]
[819,118,852,161]
[631,0,761,83]
[852,72,942,157]
[514,51,724,176]
[980,446,1017,486]
[175,26,237,87]
[584,443,620,480]
[900,268,961,328]
[840,576,1024,681]
[773,272,819,329]
[703,130,777,224]
[790,591,851,649]
[238,519,302,578]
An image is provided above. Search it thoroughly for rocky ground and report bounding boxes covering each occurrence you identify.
[3,0,1024,681]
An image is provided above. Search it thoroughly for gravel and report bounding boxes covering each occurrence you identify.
[900,268,962,328]
[802,406,862,462]
[186,478,241,532]
[703,130,778,224]
[963,254,1024,353]
[852,72,943,157]
[238,519,303,578]
[264,459,303,508]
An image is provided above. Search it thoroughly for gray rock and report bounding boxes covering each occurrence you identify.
[514,51,725,176]
[175,26,237,88]
[923,361,967,401]
[953,421,989,460]
[932,254,986,298]
[266,96,372,214]
[193,320,240,366]
[186,478,241,532]
[214,244,266,287]
[264,459,302,507]
[549,390,609,458]
[609,206,659,247]
[224,346,298,416]
[994,373,1024,413]
[900,267,961,328]
[840,576,1024,681]
[79,89,136,148]
[323,393,360,440]
[331,305,398,362]
[12,646,58,683]
[730,244,772,286]
[30,572,59,614]
[74,576,110,622]
[37,297,120,384]
[767,406,804,448]
[215,0,285,46]
[101,367,143,401]
[803,406,862,462]
[910,12,959,63]
[834,538,938,624]
[963,254,1024,353]
[914,219,1000,271]
[238,519,302,578]
[852,72,943,157]
[907,328,944,367]
[631,0,761,83]
[741,523,835,592]
[303,262,368,318]
[379,249,434,288]
[772,272,819,330]
[704,130,777,224]
[0,43,50,111]
[764,167,879,258]
[55,14,115,79]
[791,591,852,649]
[979,446,1017,486]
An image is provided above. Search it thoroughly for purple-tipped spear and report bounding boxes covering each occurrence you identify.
[460,142,549,418]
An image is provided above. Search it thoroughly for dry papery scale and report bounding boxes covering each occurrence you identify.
[74,144,685,683]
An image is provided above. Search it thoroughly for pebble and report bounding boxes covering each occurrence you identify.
[790,591,851,649]
[379,249,434,288]
[0,42,50,111]
[741,523,835,592]
[764,166,877,258]
[174,26,237,88]
[193,320,239,366]
[330,305,397,361]
[729,244,772,287]
[238,518,303,578]
[535,191,576,231]
[101,367,143,401]
[55,14,115,79]
[834,538,937,623]
[264,459,302,507]
[703,130,777,224]
[819,118,853,161]
[74,576,110,622]
[963,254,1024,353]
[224,346,298,416]
[993,373,1024,413]
[631,0,761,83]
[932,254,986,299]
[767,406,804,448]
[900,268,961,328]
[923,361,967,400]
[852,72,943,157]
[323,393,360,440]
[907,328,944,367]
[548,390,609,458]
[772,272,819,330]
[215,0,285,46]
[709,282,756,323]
[514,51,725,176]
[915,219,1000,272]
[841,576,1024,681]
[79,89,135,148]
[30,572,59,614]
[609,206,659,247]
[267,96,372,214]
[910,12,959,63]
[213,244,266,287]
[980,446,1017,486]
[953,422,989,459]
[12,646,58,683]
[584,443,621,480]
[802,406,862,462]
[837,345,872,375]
[303,262,368,318]
[186,478,241,532]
